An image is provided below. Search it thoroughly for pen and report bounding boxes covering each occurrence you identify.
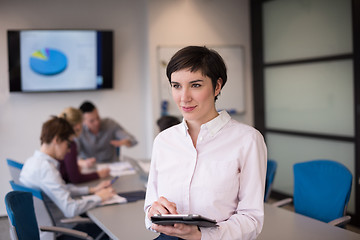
[110,176,119,185]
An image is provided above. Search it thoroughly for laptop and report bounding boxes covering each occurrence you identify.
[121,155,150,181]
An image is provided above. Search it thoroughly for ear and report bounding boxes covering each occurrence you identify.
[215,78,223,96]
[53,136,61,145]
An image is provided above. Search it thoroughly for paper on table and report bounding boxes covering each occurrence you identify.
[137,161,151,173]
[100,194,127,206]
[97,162,136,177]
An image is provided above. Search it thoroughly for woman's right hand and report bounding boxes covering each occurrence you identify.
[148,196,178,220]
[78,157,96,168]
[97,168,110,178]
[95,187,116,201]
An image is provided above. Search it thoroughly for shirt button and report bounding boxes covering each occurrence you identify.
[199,137,203,141]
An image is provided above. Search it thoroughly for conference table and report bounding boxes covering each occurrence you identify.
[87,198,157,239]
[86,162,360,240]
[258,204,360,240]
[88,199,360,240]
[86,172,157,239]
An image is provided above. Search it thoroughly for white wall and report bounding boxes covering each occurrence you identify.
[0,0,149,215]
[147,0,254,138]
[0,0,252,215]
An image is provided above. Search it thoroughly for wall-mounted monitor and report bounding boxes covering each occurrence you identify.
[8,29,113,92]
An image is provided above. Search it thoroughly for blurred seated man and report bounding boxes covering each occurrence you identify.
[77,101,138,167]
[157,115,181,132]
[20,116,115,238]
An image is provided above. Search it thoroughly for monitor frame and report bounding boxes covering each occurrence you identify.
[7,29,113,93]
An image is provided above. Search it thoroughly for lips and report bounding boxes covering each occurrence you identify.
[181,106,196,112]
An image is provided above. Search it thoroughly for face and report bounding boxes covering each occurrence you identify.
[54,137,72,160]
[171,69,221,126]
[73,123,82,137]
[83,109,101,134]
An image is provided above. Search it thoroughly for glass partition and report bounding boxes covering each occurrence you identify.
[263,0,352,62]
[265,60,354,136]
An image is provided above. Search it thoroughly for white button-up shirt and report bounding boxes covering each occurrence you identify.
[145,111,267,240]
[20,150,101,219]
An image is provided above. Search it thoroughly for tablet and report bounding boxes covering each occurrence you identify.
[151,214,217,228]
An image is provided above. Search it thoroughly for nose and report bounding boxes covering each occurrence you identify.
[94,118,100,127]
[180,88,191,103]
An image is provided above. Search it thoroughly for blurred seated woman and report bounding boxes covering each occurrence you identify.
[59,107,110,184]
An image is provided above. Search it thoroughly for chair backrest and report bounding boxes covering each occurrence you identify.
[264,159,277,202]
[5,191,40,240]
[293,160,352,223]
[9,181,55,240]
[7,159,23,184]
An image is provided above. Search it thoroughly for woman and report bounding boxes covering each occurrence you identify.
[144,46,267,240]
[59,107,110,183]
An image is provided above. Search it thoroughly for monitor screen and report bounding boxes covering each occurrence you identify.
[8,30,113,92]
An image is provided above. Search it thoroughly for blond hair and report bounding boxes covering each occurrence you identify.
[58,107,82,127]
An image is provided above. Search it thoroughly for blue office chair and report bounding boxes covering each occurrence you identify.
[9,181,93,240]
[6,158,23,184]
[5,191,93,240]
[7,159,55,239]
[274,160,352,227]
[264,159,277,202]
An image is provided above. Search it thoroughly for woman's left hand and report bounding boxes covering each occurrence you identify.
[151,223,201,240]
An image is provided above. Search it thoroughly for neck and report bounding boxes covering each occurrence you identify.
[40,144,56,159]
[186,110,219,147]
[186,110,219,132]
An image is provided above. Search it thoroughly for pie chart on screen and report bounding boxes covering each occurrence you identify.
[30,48,68,75]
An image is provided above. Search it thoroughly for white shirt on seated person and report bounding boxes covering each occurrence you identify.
[20,150,102,219]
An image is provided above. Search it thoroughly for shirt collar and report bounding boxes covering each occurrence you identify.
[83,121,103,135]
[181,110,231,137]
[181,119,189,136]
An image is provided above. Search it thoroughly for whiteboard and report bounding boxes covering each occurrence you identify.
[157,45,245,116]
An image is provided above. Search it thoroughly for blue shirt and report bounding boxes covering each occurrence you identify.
[77,118,138,163]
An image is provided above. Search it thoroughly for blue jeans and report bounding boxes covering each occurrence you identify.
[154,233,184,240]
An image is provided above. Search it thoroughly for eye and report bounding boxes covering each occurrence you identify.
[171,83,180,89]
[192,83,201,88]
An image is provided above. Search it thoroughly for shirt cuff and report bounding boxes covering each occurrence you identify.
[144,206,157,231]
[81,186,90,195]
[130,139,138,146]
[82,194,102,205]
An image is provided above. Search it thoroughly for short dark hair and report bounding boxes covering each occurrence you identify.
[40,116,74,145]
[166,46,227,101]
[157,115,181,132]
[79,101,96,113]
